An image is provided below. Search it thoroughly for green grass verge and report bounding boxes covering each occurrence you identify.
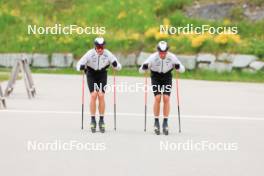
[0,67,263,83]
[24,67,264,83]
[178,69,264,83]
[0,73,9,82]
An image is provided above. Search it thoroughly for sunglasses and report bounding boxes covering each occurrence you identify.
[96,45,104,50]
[159,51,167,54]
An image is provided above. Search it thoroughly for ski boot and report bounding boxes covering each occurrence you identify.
[90,119,97,133]
[162,120,169,135]
[154,119,160,135]
[99,119,105,133]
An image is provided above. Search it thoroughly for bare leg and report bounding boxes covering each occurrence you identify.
[98,91,105,116]
[162,94,170,135]
[163,95,170,118]
[153,94,161,117]
[90,91,98,116]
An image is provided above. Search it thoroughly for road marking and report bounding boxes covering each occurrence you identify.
[1,109,264,121]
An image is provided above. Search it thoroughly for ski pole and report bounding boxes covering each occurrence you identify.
[144,72,147,132]
[175,71,181,133]
[81,71,85,130]
[113,70,117,131]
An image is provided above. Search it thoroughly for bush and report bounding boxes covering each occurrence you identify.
[230,6,244,21]
[0,0,263,57]
[155,0,193,16]
[249,0,264,6]
[248,40,264,58]
[0,13,17,29]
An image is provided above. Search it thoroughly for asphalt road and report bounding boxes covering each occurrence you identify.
[0,74,263,176]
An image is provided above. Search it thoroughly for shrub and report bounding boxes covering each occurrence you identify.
[248,0,264,6]
[155,0,193,16]
[230,6,244,21]
[248,40,264,58]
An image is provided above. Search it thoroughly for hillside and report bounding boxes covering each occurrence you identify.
[0,0,264,59]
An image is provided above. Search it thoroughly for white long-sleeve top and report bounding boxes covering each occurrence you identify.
[139,52,185,74]
[76,49,122,71]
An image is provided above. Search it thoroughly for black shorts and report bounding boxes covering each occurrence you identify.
[151,71,172,96]
[86,67,107,93]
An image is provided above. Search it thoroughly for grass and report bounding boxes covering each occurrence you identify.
[0,73,9,82]
[30,67,143,77]
[178,69,264,83]
[1,0,264,57]
[0,67,262,83]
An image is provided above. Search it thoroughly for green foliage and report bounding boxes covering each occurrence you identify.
[30,68,264,83]
[0,73,9,82]
[0,0,263,58]
[248,40,264,58]
[230,6,244,21]
[171,38,194,54]
[178,70,264,83]
[155,0,193,16]
[1,66,263,83]
[249,0,264,6]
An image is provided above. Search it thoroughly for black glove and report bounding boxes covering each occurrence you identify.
[175,64,180,70]
[80,65,86,70]
[142,64,148,70]
[112,61,117,67]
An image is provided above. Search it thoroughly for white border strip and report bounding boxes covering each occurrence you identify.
[1,109,264,121]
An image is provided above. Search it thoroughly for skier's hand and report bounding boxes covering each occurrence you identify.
[112,61,117,67]
[112,61,122,71]
[139,63,149,74]
[142,64,149,70]
[80,65,86,71]
[175,64,180,70]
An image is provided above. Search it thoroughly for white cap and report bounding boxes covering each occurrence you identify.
[94,37,105,45]
[157,41,169,52]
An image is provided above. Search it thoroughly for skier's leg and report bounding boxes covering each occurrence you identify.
[163,94,170,117]
[87,72,97,117]
[90,91,98,133]
[98,92,105,115]
[86,72,98,133]
[153,94,161,135]
[151,75,161,135]
[153,94,161,117]
[98,91,106,133]
[162,77,172,135]
[98,72,107,133]
[162,94,170,135]
[90,91,98,116]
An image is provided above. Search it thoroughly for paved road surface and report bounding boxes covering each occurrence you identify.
[0,74,263,176]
